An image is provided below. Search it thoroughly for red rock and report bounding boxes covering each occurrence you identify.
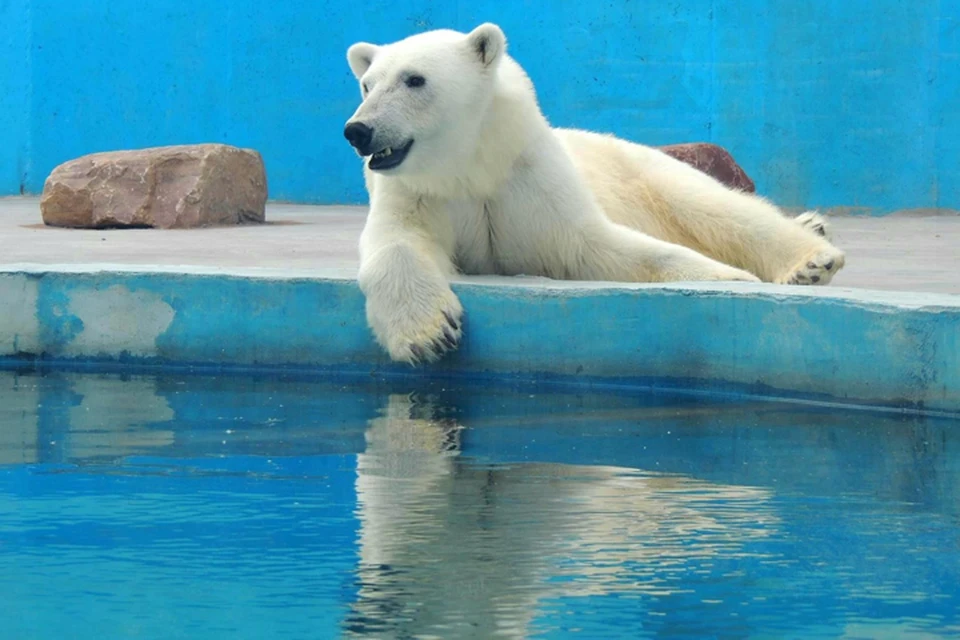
[659,143,756,193]
[40,144,267,229]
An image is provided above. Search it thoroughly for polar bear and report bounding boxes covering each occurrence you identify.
[344,24,846,364]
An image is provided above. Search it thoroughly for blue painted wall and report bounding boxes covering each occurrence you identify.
[3,269,960,413]
[0,0,31,194]
[1,1,958,211]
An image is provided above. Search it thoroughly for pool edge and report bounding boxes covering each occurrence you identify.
[1,264,958,415]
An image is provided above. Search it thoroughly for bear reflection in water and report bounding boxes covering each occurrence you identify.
[346,394,778,638]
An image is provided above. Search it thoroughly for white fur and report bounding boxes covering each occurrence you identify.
[345,24,846,364]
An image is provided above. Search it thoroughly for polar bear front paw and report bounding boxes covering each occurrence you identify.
[777,247,845,285]
[365,284,464,365]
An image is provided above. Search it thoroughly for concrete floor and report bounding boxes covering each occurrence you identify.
[1,196,957,294]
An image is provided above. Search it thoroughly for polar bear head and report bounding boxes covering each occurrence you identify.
[344,24,507,175]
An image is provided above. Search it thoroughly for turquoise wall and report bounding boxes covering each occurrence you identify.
[2,268,959,414]
[1,1,958,212]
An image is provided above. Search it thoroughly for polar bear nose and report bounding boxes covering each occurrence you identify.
[344,122,374,153]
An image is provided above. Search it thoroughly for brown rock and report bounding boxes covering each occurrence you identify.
[41,144,267,229]
[659,143,755,193]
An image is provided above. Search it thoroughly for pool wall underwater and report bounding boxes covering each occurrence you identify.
[2,0,959,212]
[1,266,958,415]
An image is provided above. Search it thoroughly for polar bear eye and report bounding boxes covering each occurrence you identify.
[362,82,370,95]
[405,75,426,88]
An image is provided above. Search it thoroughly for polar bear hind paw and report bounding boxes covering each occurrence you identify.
[777,248,845,286]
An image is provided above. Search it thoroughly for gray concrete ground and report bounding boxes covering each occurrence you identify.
[1,196,957,294]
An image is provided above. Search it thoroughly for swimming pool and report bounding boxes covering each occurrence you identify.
[1,368,958,639]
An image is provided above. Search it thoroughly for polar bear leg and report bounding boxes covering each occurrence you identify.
[358,197,463,364]
[564,131,846,286]
[579,220,762,284]
[643,167,845,285]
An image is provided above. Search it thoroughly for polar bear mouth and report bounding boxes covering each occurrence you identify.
[368,140,414,171]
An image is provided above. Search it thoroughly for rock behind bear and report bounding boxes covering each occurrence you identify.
[41,144,267,229]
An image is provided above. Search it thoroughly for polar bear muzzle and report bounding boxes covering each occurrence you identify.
[368,139,415,171]
[343,122,414,171]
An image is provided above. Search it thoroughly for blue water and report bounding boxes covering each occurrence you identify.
[1,369,958,639]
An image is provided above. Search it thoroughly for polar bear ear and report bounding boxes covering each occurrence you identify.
[466,23,506,68]
[347,42,380,79]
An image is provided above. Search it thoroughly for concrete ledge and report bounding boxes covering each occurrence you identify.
[1,264,958,415]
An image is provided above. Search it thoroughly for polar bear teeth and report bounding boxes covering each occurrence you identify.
[373,148,394,159]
